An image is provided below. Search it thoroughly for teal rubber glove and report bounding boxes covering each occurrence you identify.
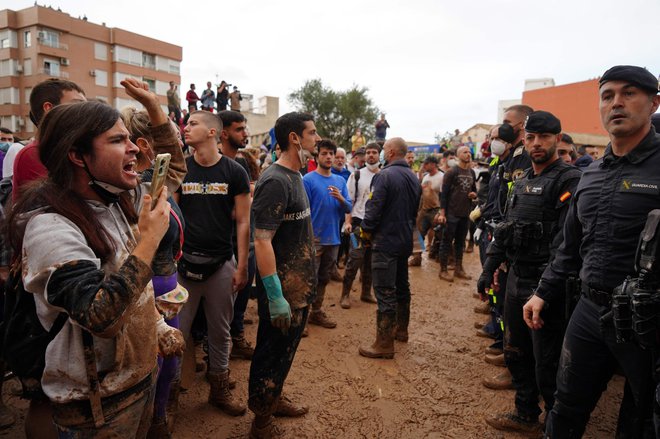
[261,273,291,333]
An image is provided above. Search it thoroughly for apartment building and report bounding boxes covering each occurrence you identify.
[0,5,182,139]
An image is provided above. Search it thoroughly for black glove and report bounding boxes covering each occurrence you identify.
[477,271,493,296]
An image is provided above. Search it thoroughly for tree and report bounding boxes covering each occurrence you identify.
[288,79,380,151]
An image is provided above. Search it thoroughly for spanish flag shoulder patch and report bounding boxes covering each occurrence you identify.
[559,191,571,202]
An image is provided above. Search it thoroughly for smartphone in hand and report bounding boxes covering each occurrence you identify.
[150,153,171,210]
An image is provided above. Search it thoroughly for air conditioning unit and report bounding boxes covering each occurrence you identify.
[16,65,23,74]
[89,69,96,77]
[60,58,70,66]
[17,117,25,127]
[37,31,46,40]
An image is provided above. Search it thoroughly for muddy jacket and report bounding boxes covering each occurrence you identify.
[484,159,581,280]
[361,159,421,255]
[21,122,185,404]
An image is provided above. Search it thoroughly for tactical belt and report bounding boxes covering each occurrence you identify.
[582,284,612,308]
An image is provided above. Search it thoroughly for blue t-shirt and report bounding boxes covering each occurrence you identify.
[303,171,352,245]
[331,166,351,181]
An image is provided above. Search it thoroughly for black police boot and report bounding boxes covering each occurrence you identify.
[359,312,395,359]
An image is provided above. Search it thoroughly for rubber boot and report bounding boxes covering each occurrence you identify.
[395,301,410,342]
[360,271,377,303]
[359,312,395,359]
[454,261,472,280]
[340,283,351,309]
[207,370,246,416]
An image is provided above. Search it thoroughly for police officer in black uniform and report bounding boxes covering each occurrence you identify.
[524,65,660,438]
[478,111,582,433]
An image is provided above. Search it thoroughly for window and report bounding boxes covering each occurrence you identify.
[143,77,156,92]
[0,116,16,132]
[0,60,15,77]
[142,53,155,69]
[24,87,32,104]
[94,42,107,60]
[24,31,31,48]
[0,30,17,49]
[114,97,136,110]
[23,58,32,76]
[95,69,108,87]
[169,60,180,74]
[38,30,59,48]
[113,45,143,67]
[43,59,60,76]
[0,88,19,104]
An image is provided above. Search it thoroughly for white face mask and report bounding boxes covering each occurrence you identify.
[490,139,507,156]
[447,159,458,168]
[366,162,379,171]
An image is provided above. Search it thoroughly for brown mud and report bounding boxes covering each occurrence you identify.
[0,251,623,438]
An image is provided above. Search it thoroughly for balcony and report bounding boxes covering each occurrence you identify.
[38,68,69,78]
[36,38,68,51]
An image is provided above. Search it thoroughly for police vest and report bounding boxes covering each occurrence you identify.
[494,162,575,267]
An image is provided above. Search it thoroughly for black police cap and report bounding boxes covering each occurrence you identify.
[599,65,659,94]
[524,111,562,135]
[497,123,516,144]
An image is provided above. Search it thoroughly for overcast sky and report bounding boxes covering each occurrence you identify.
[6,0,660,143]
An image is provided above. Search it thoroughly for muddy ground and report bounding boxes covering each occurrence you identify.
[1,251,623,438]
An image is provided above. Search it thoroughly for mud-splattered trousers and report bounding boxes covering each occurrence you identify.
[313,244,339,310]
[342,217,372,295]
[248,284,309,417]
[371,251,410,316]
[503,269,564,420]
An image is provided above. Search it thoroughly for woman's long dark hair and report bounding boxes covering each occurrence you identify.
[8,101,138,264]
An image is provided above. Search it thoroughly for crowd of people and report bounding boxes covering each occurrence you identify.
[0,64,657,439]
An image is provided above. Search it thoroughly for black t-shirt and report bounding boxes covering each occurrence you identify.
[178,155,250,260]
[252,163,316,309]
[441,166,476,218]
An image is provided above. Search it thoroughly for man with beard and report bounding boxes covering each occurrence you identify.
[303,139,352,329]
[218,110,256,360]
[524,66,660,438]
[478,111,581,434]
[340,142,381,308]
[437,145,477,281]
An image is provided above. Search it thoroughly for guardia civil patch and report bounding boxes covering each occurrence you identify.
[619,180,660,195]
[524,185,543,195]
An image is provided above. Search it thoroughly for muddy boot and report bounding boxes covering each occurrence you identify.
[250,415,281,439]
[465,241,474,253]
[474,301,490,314]
[308,309,337,328]
[330,264,343,282]
[439,264,454,282]
[485,411,542,434]
[147,419,170,439]
[408,253,422,267]
[428,240,439,261]
[359,312,395,359]
[273,394,309,417]
[447,252,455,270]
[360,274,377,303]
[207,370,246,416]
[482,370,514,390]
[230,333,254,360]
[395,301,410,342]
[454,262,472,280]
[485,353,506,367]
[340,283,351,309]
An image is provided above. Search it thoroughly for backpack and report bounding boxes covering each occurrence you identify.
[1,262,67,398]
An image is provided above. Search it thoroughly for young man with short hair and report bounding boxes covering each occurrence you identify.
[176,110,251,416]
[303,139,352,329]
[249,112,320,437]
